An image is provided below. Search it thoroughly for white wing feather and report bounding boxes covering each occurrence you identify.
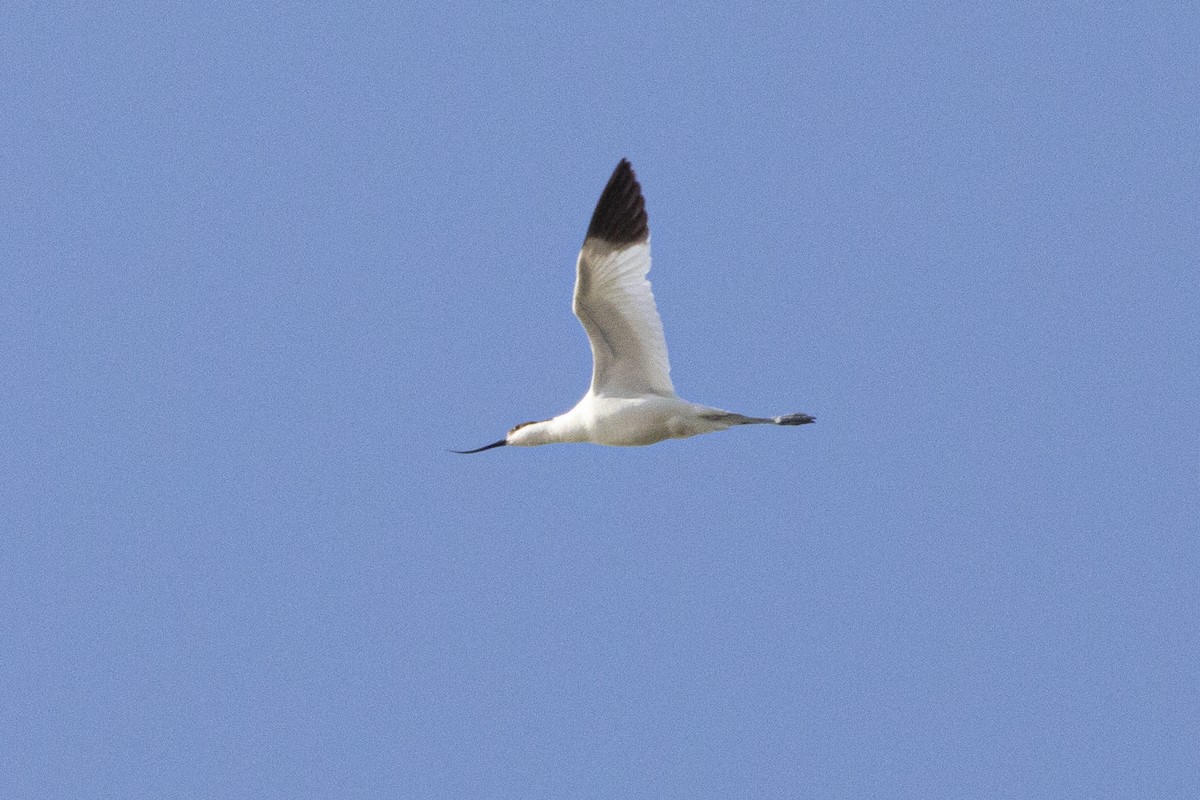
[573,238,674,398]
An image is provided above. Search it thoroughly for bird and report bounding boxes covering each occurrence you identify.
[453,159,815,453]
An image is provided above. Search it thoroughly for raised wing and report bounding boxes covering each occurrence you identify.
[573,160,675,398]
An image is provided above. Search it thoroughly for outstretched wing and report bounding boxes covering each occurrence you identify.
[572,159,675,398]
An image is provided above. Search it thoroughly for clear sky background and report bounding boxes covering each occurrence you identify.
[4,3,1197,798]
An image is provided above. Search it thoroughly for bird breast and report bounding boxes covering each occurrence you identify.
[571,394,708,446]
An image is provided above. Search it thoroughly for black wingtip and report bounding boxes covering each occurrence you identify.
[584,158,649,246]
[450,439,507,454]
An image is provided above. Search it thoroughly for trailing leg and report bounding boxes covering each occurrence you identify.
[774,413,815,426]
[696,409,816,428]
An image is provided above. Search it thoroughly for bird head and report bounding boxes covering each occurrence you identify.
[451,419,551,454]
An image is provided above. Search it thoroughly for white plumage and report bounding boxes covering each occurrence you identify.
[454,159,814,454]
[574,239,672,398]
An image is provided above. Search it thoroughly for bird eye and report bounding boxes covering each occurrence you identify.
[508,421,539,434]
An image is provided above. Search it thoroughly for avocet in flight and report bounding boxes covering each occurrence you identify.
[454,159,815,454]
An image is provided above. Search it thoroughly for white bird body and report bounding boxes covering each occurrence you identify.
[454,159,814,454]
[510,394,758,448]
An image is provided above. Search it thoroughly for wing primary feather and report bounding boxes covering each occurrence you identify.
[584,159,649,246]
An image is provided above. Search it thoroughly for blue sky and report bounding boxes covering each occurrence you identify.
[4,2,1197,797]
